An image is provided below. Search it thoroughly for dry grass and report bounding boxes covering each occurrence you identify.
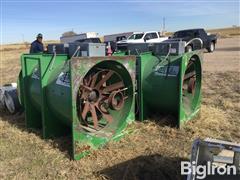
[0,40,59,84]
[207,27,240,38]
[0,40,59,51]
[0,37,240,180]
[0,86,239,179]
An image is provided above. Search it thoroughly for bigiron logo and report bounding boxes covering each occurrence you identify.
[181,161,237,179]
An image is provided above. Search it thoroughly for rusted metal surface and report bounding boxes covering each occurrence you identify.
[77,69,127,131]
[183,60,196,95]
[188,77,196,94]
[70,55,136,159]
[108,90,124,110]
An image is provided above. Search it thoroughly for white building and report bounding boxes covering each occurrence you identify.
[60,32,98,43]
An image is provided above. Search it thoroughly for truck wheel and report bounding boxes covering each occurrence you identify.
[208,42,215,53]
[186,45,193,52]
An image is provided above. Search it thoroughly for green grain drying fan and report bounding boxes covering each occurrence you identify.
[18,41,202,159]
[18,45,136,159]
[114,42,203,126]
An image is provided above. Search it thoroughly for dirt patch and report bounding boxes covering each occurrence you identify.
[203,37,240,72]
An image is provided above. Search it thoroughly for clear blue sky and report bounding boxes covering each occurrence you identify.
[1,0,239,44]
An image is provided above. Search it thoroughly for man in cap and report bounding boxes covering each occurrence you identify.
[30,33,44,53]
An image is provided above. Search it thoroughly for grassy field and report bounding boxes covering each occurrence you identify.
[207,27,240,37]
[0,72,239,180]
[0,31,240,179]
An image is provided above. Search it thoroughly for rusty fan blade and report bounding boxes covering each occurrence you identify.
[82,102,90,120]
[187,77,196,94]
[80,84,92,91]
[184,71,196,81]
[96,104,113,123]
[102,113,113,123]
[95,71,114,90]
[78,68,126,131]
[187,60,194,69]
[90,104,99,130]
[90,73,98,88]
[83,76,91,86]
[103,81,124,93]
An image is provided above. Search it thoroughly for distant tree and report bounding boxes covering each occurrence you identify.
[62,31,77,37]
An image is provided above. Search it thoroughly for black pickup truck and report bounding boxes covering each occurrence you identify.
[169,28,217,52]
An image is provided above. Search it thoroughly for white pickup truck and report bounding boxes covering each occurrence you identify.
[116,31,168,45]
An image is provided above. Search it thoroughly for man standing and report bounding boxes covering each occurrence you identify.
[30,33,44,53]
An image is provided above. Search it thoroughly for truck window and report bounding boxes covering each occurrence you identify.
[194,31,200,37]
[144,33,152,40]
[150,33,158,39]
[199,29,207,37]
[173,30,194,38]
[116,36,126,41]
[91,38,101,43]
[128,33,144,40]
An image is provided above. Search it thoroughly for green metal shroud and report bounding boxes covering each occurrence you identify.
[18,53,136,160]
[114,50,202,127]
[18,48,202,159]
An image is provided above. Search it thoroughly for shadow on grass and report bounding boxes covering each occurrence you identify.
[0,110,72,159]
[0,108,179,161]
[148,113,178,128]
[97,154,187,180]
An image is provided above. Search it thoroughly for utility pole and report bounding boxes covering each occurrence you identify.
[161,17,166,36]
[162,17,166,36]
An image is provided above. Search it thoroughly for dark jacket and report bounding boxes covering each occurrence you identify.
[30,40,44,53]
